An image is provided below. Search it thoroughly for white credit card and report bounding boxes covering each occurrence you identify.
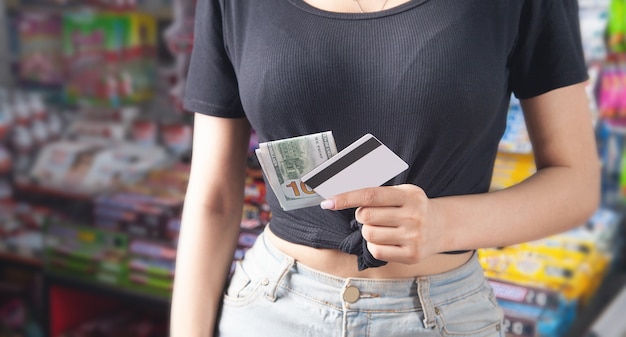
[300,134,409,199]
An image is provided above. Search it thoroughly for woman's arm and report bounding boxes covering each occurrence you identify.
[170,113,251,337]
[437,81,600,250]
[323,82,600,264]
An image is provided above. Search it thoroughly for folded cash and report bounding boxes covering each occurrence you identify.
[255,131,337,211]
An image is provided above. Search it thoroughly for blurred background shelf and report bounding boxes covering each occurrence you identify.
[44,270,171,308]
[0,251,42,270]
[5,0,172,20]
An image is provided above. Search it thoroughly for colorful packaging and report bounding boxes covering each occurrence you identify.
[44,221,129,284]
[17,11,64,86]
[608,0,626,52]
[63,10,126,106]
[62,11,155,106]
[489,279,577,337]
[121,12,157,103]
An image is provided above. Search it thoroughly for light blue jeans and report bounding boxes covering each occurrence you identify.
[217,231,504,337]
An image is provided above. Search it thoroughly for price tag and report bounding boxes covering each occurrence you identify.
[503,316,536,337]
[489,279,561,309]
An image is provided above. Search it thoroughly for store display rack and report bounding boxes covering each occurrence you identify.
[4,0,173,20]
[0,235,173,337]
[565,248,626,337]
[0,1,181,335]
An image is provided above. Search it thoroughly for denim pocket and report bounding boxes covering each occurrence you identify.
[223,260,263,305]
[436,284,504,337]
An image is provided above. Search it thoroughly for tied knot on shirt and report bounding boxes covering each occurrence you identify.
[338,219,388,271]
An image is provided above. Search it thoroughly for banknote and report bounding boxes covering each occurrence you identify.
[255,131,337,211]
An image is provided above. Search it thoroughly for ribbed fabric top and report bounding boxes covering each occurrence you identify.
[184,0,588,270]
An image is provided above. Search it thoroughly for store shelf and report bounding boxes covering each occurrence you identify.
[1,253,171,308]
[5,1,172,20]
[0,251,43,270]
[44,270,171,309]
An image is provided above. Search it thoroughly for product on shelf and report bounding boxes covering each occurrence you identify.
[94,191,182,241]
[479,208,622,337]
[1,89,66,193]
[27,139,170,195]
[489,278,576,337]
[568,207,623,254]
[44,220,129,285]
[17,10,64,87]
[0,201,50,259]
[122,12,158,103]
[490,152,535,191]
[499,96,532,154]
[580,0,612,63]
[125,239,175,295]
[596,119,625,204]
[597,54,626,120]
[0,145,11,175]
[160,121,191,156]
[62,10,157,107]
[162,0,195,112]
[608,0,626,53]
[0,2,193,335]
[131,118,158,146]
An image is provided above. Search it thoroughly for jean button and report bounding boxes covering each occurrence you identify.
[343,286,360,303]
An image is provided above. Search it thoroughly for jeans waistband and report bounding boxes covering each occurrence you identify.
[241,230,492,329]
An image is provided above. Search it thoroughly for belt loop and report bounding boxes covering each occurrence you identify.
[265,255,295,302]
[416,277,436,329]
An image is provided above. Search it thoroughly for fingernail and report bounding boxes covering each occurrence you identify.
[320,199,335,210]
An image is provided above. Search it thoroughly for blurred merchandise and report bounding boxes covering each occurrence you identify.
[17,10,64,87]
[0,1,195,335]
[607,0,626,53]
[0,88,68,195]
[94,190,183,241]
[596,119,625,204]
[62,10,157,107]
[580,0,612,63]
[490,152,536,192]
[26,139,170,195]
[125,239,175,296]
[499,96,532,154]
[162,0,195,112]
[597,54,626,121]
[0,201,49,259]
[44,220,129,285]
[478,208,623,337]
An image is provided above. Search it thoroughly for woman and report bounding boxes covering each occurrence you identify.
[171,0,600,336]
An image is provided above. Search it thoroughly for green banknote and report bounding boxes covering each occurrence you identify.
[255,131,337,211]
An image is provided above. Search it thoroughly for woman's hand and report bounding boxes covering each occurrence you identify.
[321,184,446,265]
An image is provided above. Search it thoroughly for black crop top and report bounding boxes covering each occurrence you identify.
[183,0,588,270]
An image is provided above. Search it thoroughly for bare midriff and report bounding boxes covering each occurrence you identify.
[266,227,473,279]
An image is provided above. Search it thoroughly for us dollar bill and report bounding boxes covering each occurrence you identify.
[255,131,337,211]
